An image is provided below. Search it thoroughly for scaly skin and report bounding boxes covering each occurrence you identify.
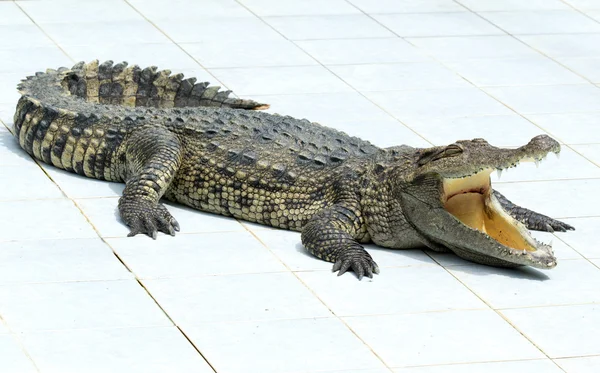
[13,60,574,280]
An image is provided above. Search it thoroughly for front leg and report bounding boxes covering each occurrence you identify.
[301,201,378,280]
[493,190,575,232]
[118,126,182,238]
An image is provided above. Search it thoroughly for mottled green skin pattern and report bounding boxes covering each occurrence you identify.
[14,61,574,279]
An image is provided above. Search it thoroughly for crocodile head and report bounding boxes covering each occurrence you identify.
[395,135,561,269]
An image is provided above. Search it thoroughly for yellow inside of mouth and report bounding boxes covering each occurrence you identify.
[443,170,537,252]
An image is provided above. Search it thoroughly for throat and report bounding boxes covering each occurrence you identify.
[444,193,487,232]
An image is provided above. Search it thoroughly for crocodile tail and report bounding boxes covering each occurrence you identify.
[60,60,269,110]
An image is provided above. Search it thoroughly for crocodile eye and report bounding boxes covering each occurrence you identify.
[443,144,463,157]
[417,144,463,166]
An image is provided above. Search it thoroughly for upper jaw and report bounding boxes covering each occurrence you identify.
[435,135,562,180]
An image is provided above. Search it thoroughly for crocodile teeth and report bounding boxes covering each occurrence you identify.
[555,152,561,160]
[534,159,540,168]
[496,169,502,179]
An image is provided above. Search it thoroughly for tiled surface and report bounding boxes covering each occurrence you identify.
[186,318,387,373]
[484,84,600,114]
[143,272,332,324]
[0,334,38,373]
[0,1,599,372]
[264,15,395,40]
[107,231,286,279]
[407,35,541,60]
[329,62,469,91]
[345,310,544,367]
[394,359,565,372]
[479,10,600,34]
[373,13,504,37]
[20,327,214,373]
[502,304,600,358]
[0,239,132,284]
[0,280,171,331]
[297,265,487,316]
[444,56,587,86]
[556,356,600,373]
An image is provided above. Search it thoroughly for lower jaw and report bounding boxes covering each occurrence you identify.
[443,191,545,258]
[449,245,525,268]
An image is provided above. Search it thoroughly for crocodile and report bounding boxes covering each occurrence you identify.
[12,60,574,279]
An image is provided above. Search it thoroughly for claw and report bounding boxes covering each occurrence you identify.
[332,260,342,272]
[120,200,179,239]
[337,261,352,277]
[331,249,379,280]
[355,263,365,280]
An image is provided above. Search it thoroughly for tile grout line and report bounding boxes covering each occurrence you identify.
[0,318,41,373]
[12,0,75,65]
[394,357,558,370]
[345,0,600,270]
[227,4,448,371]
[0,104,41,372]
[2,1,597,370]
[1,115,54,372]
[346,1,570,368]
[448,0,600,297]
[0,9,217,363]
[71,196,219,373]
[337,1,600,175]
[333,2,551,148]
[239,222,395,373]
[61,4,229,369]
[560,0,600,26]
[445,2,600,174]
[445,5,598,368]
[351,2,600,264]
[76,202,221,372]
[233,0,434,148]
[122,0,232,94]
[232,3,583,370]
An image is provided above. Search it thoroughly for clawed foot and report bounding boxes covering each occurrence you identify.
[119,200,180,239]
[530,217,575,233]
[332,248,380,280]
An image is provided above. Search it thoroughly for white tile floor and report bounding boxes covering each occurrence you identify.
[0,0,598,372]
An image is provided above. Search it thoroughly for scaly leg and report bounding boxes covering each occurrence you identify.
[118,126,182,238]
[493,190,575,232]
[301,201,378,280]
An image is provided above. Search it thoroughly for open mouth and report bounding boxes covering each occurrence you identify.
[441,168,553,264]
